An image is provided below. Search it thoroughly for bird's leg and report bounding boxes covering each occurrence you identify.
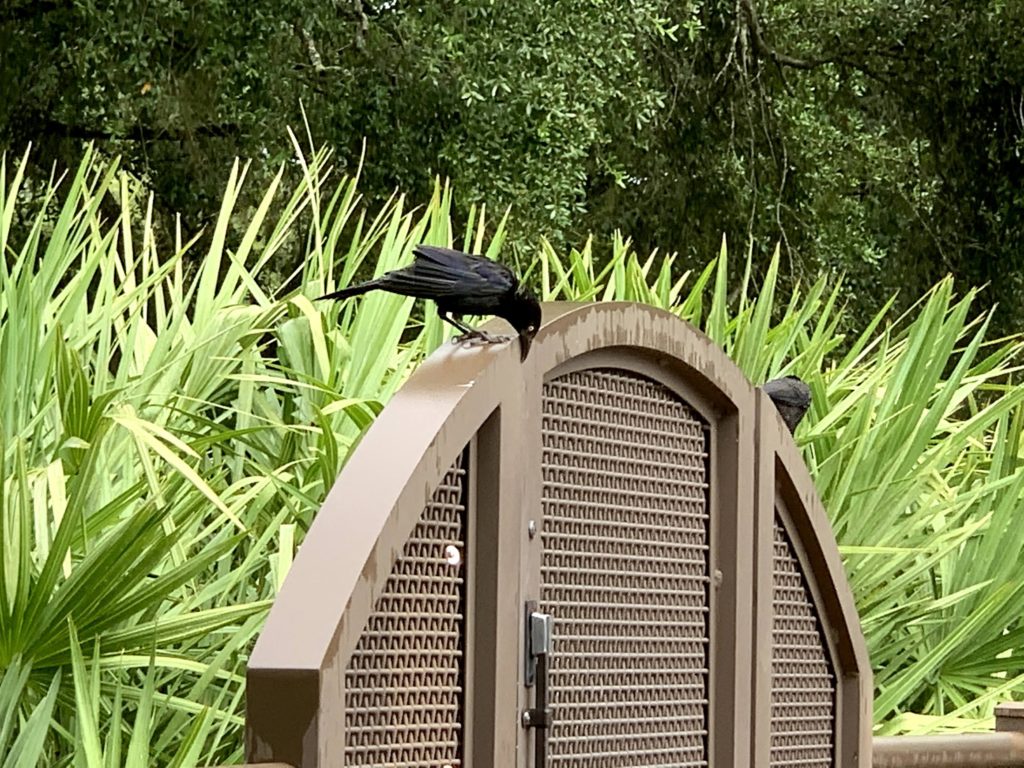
[439,311,512,346]
[440,311,482,342]
[461,331,513,346]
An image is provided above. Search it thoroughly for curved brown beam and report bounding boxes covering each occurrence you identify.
[245,323,524,765]
[245,301,869,767]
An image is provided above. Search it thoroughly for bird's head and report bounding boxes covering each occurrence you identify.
[510,292,542,361]
[762,375,812,433]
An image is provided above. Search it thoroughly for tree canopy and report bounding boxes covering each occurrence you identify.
[4,0,1023,330]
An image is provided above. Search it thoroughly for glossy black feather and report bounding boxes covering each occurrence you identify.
[317,244,542,360]
[383,246,517,309]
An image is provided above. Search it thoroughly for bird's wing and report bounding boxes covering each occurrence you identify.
[377,245,517,300]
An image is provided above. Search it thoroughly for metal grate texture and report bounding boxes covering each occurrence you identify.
[344,452,467,768]
[541,368,711,767]
[770,514,836,767]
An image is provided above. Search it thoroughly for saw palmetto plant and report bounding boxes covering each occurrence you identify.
[2,136,1022,764]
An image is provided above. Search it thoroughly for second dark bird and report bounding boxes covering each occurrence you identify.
[317,245,542,361]
[762,375,812,433]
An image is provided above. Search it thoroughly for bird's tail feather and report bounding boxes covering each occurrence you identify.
[316,279,380,302]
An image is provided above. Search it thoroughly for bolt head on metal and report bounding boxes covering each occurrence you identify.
[444,544,462,566]
[521,710,532,727]
[528,519,537,538]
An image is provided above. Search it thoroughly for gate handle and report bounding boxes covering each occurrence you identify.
[523,603,553,765]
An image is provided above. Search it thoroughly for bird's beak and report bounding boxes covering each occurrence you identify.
[518,330,534,361]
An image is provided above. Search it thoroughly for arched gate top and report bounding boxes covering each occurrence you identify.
[246,301,872,768]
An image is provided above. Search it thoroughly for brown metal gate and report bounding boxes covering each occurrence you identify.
[343,452,468,767]
[540,369,711,766]
[770,515,836,767]
[243,301,872,768]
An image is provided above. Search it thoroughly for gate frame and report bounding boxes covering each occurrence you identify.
[245,301,872,768]
[753,396,874,765]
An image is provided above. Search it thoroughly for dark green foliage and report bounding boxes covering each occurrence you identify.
[580,1,1024,332]
[4,1,1024,332]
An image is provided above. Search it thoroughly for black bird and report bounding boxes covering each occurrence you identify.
[317,245,542,361]
[762,375,812,433]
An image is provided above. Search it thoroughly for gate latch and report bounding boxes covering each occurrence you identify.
[523,601,553,733]
[524,600,552,687]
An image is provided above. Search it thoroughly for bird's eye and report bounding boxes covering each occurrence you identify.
[527,325,536,333]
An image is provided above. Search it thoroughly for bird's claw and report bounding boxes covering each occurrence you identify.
[453,331,513,347]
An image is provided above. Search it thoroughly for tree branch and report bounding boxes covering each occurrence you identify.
[36,117,240,142]
[736,0,896,89]
[738,0,832,70]
[350,0,370,51]
[293,23,341,75]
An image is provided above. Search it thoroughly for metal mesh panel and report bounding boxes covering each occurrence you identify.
[770,515,836,767]
[344,452,467,768]
[541,368,711,767]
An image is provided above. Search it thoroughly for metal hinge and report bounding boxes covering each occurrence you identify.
[521,708,552,728]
